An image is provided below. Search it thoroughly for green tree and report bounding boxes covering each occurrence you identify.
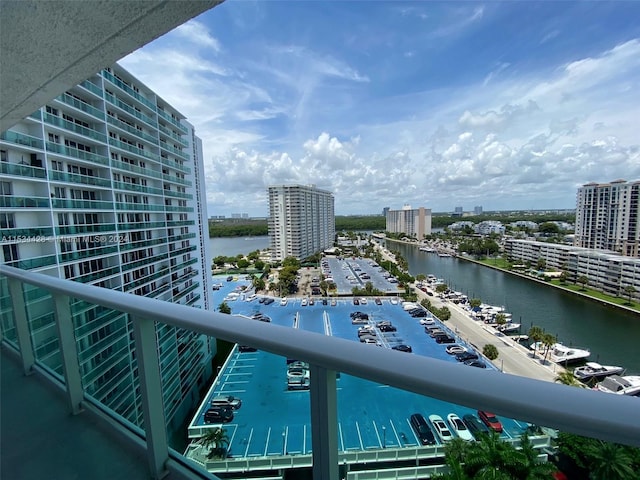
[420,298,432,310]
[538,222,560,235]
[416,273,426,282]
[577,275,589,291]
[199,427,230,459]
[252,276,265,292]
[483,343,499,360]
[254,259,265,271]
[218,302,231,314]
[586,440,636,480]
[469,298,482,309]
[623,285,636,305]
[541,333,556,364]
[282,256,301,269]
[555,369,581,387]
[536,257,546,271]
[494,313,508,327]
[438,306,451,321]
[515,432,557,480]
[464,432,523,479]
[528,326,544,358]
[436,283,449,295]
[213,256,226,267]
[236,258,249,269]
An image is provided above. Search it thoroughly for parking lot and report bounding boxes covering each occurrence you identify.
[322,256,401,295]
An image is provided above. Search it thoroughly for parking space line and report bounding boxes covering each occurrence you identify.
[243,428,254,457]
[389,420,401,446]
[263,427,271,456]
[338,422,344,451]
[372,420,382,447]
[355,421,364,450]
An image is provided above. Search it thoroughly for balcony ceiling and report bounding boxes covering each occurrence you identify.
[0,0,222,132]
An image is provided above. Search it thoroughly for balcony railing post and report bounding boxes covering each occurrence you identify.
[131,315,169,479]
[309,364,338,480]
[52,293,84,414]
[7,278,35,375]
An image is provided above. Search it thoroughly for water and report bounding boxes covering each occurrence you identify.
[209,235,270,257]
[386,240,640,375]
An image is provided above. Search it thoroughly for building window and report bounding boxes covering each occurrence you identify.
[0,150,7,162]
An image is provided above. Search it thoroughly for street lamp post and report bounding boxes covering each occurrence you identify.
[382,425,386,448]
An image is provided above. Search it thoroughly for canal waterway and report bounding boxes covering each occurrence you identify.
[385,240,640,376]
[209,235,270,257]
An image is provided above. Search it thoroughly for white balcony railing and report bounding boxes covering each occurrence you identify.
[1,264,639,480]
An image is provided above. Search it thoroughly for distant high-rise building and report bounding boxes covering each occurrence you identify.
[0,63,213,436]
[453,206,463,216]
[267,184,335,261]
[474,206,483,216]
[386,205,432,238]
[575,180,639,257]
[382,207,390,217]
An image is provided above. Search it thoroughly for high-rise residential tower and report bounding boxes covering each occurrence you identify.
[267,184,335,261]
[386,205,432,239]
[0,63,213,435]
[575,180,639,257]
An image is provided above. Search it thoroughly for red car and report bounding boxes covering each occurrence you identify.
[477,411,503,433]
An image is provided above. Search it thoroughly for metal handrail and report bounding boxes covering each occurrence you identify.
[2,263,639,450]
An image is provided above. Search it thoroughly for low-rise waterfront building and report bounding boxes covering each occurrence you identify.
[505,239,640,301]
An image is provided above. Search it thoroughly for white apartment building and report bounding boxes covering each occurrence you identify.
[0,63,213,436]
[504,239,639,301]
[575,180,639,257]
[267,184,335,261]
[386,205,432,238]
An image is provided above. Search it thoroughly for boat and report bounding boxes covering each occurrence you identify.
[573,362,625,382]
[419,246,435,252]
[496,322,521,334]
[594,375,640,396]
[549,343,590,364]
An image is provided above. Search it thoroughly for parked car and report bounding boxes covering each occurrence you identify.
[429,414,453,443]
[435,335,456,344]
[463,414,490,437]
[391,344,412,353]
[238,345,257,353]
[226,276,233,282]
[464,359,487,368]
[455,351,479,362]
[211,395,242,410]
[447,413,474,441]
[410,413,436,445]
[204,406,234,424]
[263,297,275,305]
[478,411,503,433]
[445,344,467,355]
[374,298,382,305]
[379,324,397,332]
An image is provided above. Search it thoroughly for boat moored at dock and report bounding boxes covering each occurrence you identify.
[573,362,625,383]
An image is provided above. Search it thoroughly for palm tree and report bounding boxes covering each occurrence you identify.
[528,326,544,358]
[541,332,556,364]
[463,432,522,479]
[515,432,558,480]
[586,440,635,480]
[199,427,230,459]
[577,275,589,291]
[555,369,581,387]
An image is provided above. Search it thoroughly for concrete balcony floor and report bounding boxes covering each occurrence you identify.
[1,348,156,480]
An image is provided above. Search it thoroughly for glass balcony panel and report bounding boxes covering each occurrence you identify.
[159,141,189,161]
[106,115,159,145]
[0,130,45,149]
[46,141,110,165]
[0,196,51,208]
[108,138,157,161]
[118,221,166,231]
[52,198,114,210]
[48,170,112,188]
[56,224,117,235]
[43,112,107,143]
[161,157,191,174]
[158,123,188,148]
[0,161,47,179]
[157,109,188,134]
[79,79,104,97]
[101,70,157,112]
[6,255,58,270]
[104,93,156,127]
[56,92,105,120]
[110,158,163,180]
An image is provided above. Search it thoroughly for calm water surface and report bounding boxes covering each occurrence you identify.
[209,235,270,257]
[386,240,640,375]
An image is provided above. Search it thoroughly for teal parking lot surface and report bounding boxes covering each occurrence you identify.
[199,276,529,458]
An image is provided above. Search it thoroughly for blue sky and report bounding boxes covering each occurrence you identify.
[121,1,640,217]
